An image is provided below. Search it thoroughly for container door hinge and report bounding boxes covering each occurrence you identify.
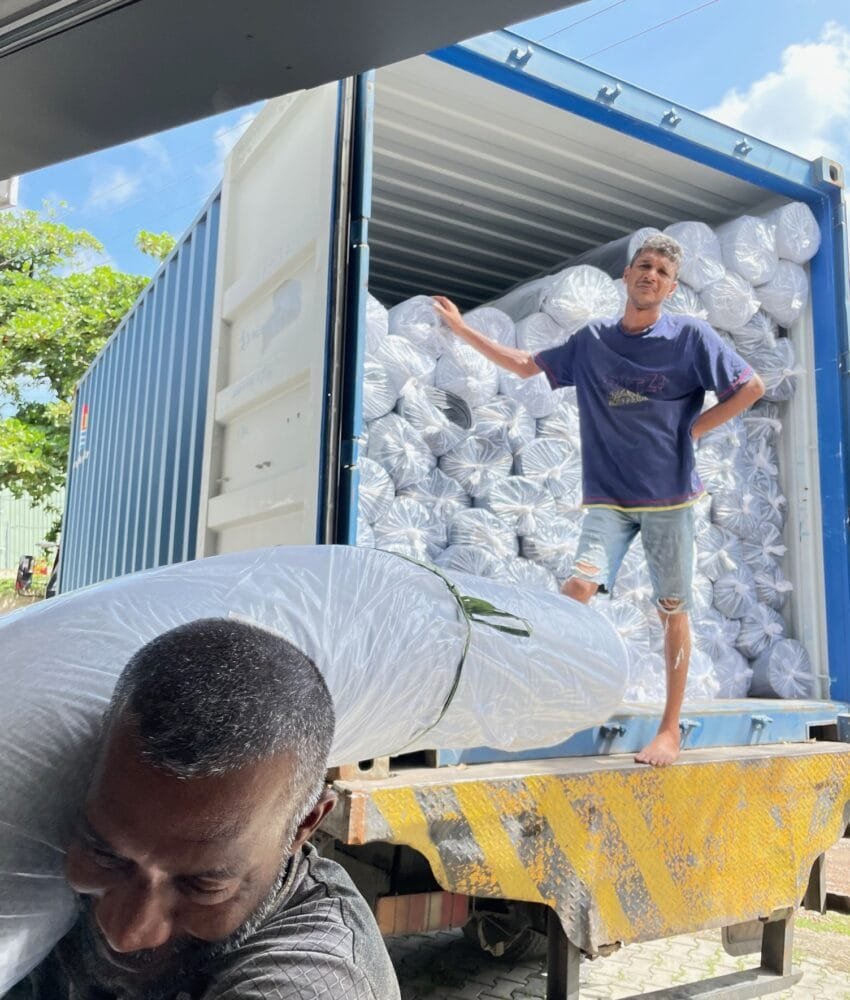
[839,351,850,377]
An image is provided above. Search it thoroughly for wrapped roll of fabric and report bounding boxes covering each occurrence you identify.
[477,475,557,537]
[765,201,821,264]
[748,338,799,402]
[537,389,581,445]
[520,510,583,579]
[447,507,518,561]
[365,292,389,355]
[362,358,399,421]
[472,396,537,454]
[701,270,760,330]
[515,311,569,354]
[486,274,555,321]
[515,437,579,485]
[356,511,375,548]
[711,644,753,699]
[434,341,500,409]
[0,545,629,991]
[463,306,516,347]
[366,412,436,489]
[396,385,469,457]
[742,400,783,445]
[730,311,778,358]
[499,369,557,419]
[501,556,560,593]
[398,468,471,522]
[750,638,815,698]
[661,282,708,320]
[713,565,758,619]
[735,602,786,659]
[372,496,446,561]
[439,435,513,498]
[710,486,764,538]
[356,456,395,524]
[716,215,779,286]
[541,265,622,332]
[695,440,743,493]
[752,473,787,529]
[663,221,725,290]
[372,334,437,393]
[754,260,809,328]
[387,294,450,358]
[696,524,744,582]
[754,561,794,612]
[627,226,663,259]
[434,544,509,579]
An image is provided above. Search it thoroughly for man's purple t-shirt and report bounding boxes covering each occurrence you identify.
[534,314,753,510]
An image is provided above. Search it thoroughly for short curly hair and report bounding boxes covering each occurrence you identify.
[629,234,683,273]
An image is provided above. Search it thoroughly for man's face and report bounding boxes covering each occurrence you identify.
[623,251,678,313]
[64,718,330,994]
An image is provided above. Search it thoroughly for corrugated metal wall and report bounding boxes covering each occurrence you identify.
[0,490,62,570]
[59,193,221,592]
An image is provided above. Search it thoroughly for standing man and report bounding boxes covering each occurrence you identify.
[14,617,401,1000]
[433,235,764,767]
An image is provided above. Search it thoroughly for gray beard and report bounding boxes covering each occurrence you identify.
[65,855,294,1000]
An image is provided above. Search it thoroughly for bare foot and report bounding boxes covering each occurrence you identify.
[634,729,681,767]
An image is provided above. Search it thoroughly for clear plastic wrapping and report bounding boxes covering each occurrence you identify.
[716,215,779,286]
[396,385,469,457]
[477,475,558,537]
[365,293,389,355]
[397,468,471,521]
[661,282,708,320]
[435,544,509,579]
[710,486,763,538]
[713,565,758,619]
[463,306,517,347]
[501,556,560,593]
[387,294,450,358]
[0,545,629,992]
[748,338,799,402]
[366,412,436,489]
[541,265,622,332]
[438,435,514,498]
[754,260,809,328]
[735,602,786,659]
[486,274,555,321]
[515,437,579,486]
[447,507,519,560]
[765,202,821,264]
[372,497,447,561]
[514,311,569,354]
[701,270,760,330]
[754,561,794,612]
[434,341,500,409]
[749,638,815,698]
[499,370,557,420]
[471,395,537,454]
[696,525,744,582]
[520,510,583,579]
[372,334,437,393]
[663,221,725,291]
[730,311,777,359]
[627,226,663,260]
[362,358,399,421]
[356,456,395,524]
[537,389,581,445]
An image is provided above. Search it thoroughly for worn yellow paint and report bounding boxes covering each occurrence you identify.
[338,747,850,950]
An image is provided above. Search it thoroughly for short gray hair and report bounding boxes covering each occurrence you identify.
[109,618,335,818]
[630,234,683,273]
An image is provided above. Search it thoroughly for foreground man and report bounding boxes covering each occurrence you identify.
[16,618,400,1000]
[434,235,764,767]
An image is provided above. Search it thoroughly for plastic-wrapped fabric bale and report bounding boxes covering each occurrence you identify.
[743,400,783,446]
[439,435,513,499]
[599,599,652,660]
[435,544,509,579]
[356,511,375,548]
[487,274,555,321]
[754,260,809,328]
[463,306,516,347]
[730,311,777,359]
[520,510,584,580]
[0,545,630,991]
[515,438,580,497]
[447,507,518,561]
[396,385,468,457]
[690,571,715,619]
[710,486,764,538]
[754,561,794,612]
[713,565,758,619]
[748,338,799,402]
[750,639,815,698]
[365,293,389,355]
[387,294,450,358]
[499,369,557,419]
[623,651,667,704]
[537,388,581,446]
[434,341,500,409]
[477,475,557,537]
[663,221,725,290]
[712,644,753,699]
[701,270,760,330]
[696,524,744,581]
[753,474,788,529]
[372,496,446,561]
[472,396,537,454]
[687,648,721,700]
[502,556,560,594]
[357,456,394,524]
[372,334,437,393]
[362,358,399,421]
[695,440,743,493]
[744,438,780,482]
[716,215,779,286]
[541,265,622,332]
[695,607,742,651]
[514,311,569,354]
[662,282,708,320]
[628,226,663,259]
[398,468,471,521]
[367,413,436,490]
[765,201,821,264]
[735,602,785,659]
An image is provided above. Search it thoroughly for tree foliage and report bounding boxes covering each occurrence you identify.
[135,228,177,262]
[0,209,147,503]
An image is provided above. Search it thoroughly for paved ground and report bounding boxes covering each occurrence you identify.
[388,841,850,999]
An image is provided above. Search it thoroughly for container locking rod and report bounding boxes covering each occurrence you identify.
[600,723,626,739]
[679,718,701,736]
[751,714,774,729]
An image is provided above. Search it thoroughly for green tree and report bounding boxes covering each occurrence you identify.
[135,228,177,262]
[0,209,147,504]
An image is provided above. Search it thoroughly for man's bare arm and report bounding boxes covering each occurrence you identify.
[432,296,542,379]
[691,373,765,442]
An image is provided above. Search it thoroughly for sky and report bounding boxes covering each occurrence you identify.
[13,0,850,278]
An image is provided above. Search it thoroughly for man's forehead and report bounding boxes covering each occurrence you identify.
[633,250,675,270]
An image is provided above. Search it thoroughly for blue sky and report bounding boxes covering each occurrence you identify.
[16,0,850,278]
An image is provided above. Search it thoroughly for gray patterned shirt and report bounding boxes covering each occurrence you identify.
[16,845,401,1000]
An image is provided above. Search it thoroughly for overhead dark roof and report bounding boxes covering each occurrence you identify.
[1,0,583,177]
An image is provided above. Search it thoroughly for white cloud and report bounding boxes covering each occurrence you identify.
[133,135,172,171]
[85,165,142,210]
[704,21,850,162]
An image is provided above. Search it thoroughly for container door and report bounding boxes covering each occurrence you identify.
[196,82,352,556]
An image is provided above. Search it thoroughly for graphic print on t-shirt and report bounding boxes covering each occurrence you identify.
[603,372,668,407]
